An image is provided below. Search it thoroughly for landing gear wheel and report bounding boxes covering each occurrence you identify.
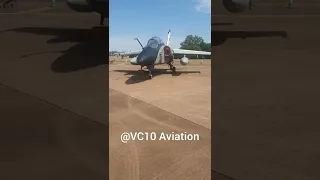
[148,65,154,79]
[172,66,176,73]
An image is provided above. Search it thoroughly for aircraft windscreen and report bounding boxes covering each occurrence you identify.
[145,37,164,49]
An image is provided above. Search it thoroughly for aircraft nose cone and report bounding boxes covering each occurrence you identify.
[130,57,138,65]
[136,55,148,64]
[136,48,157,65]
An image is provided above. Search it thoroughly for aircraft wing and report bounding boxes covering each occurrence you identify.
[172,49,211,55]
[124,51,141,56]
[124,49,211,57]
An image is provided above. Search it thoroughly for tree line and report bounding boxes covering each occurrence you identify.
[180,35,211,52]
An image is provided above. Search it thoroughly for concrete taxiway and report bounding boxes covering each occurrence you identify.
[109,61,211,179]
[212,1,320,180]
[0,4,108,180]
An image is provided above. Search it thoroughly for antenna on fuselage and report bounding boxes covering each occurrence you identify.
[134,38,144,50]
[166,30,171,46]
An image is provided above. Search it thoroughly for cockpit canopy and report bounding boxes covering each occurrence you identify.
[145,36,164,49]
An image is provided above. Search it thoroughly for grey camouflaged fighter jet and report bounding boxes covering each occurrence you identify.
[128,30,211,79]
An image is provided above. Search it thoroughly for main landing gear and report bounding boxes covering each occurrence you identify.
[146,63,176,80]
[169,62,176,73]
[138,66,144,72]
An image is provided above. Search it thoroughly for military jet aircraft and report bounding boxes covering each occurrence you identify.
[128,30,211,79]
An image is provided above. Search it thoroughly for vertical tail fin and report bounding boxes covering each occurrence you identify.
[166,30,171,46]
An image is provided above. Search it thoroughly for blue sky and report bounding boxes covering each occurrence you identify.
[110,0,211,52]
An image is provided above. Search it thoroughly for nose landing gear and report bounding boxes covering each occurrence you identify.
[147,65,154,79]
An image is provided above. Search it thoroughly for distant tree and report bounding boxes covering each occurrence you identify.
[180,35,210,52]
[200,42,211,52]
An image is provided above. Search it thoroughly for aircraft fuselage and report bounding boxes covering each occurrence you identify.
[133,45,174,66]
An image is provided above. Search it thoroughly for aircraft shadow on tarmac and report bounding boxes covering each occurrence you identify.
[212,22,288,46]
[114,69,201,85]
[212,30,288,46]
[6,26,108,73]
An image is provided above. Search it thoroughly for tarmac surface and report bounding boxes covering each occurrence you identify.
[109,61,211,179]
[212,1,320,180]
